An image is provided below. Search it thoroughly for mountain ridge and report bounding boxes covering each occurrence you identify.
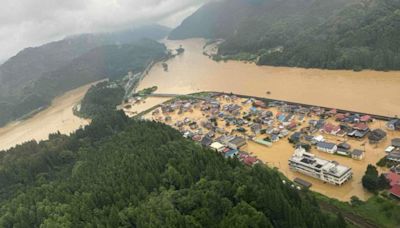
[0,25,169,127]
[170,0,400,71]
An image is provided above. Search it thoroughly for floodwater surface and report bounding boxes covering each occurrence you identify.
[138,39,400,117]
[143,97,399,201]
[0,83,94,151]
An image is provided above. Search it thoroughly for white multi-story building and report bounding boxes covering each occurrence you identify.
[289,147,352,185]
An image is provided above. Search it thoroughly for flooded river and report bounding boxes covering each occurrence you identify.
[0,83,93,151]
[138,39,400,117]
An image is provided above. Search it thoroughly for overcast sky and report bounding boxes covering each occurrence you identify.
[0,0,207,62]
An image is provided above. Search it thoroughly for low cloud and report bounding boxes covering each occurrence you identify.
[0,0,206,61]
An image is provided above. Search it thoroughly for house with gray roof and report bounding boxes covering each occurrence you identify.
[316,142,337,154]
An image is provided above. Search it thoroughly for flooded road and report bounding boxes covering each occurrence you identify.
[0,83,94,151]
[122,97,171,117]
[138,39,400,117]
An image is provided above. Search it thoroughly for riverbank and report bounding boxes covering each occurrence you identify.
[0,82,95,151]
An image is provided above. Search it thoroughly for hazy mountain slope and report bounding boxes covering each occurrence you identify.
[0,39,167,127]
[170,0,400,70]
[0,24,170,96]
[30,39,167,101]
[169,0,351,41]
[169,0,252,40]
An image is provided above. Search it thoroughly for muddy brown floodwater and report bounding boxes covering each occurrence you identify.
[138,39,400,117]
[0,83,95,151]
[143,97,400,201]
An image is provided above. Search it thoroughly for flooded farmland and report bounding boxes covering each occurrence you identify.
[0,83,94,151]
[138,39,400,117]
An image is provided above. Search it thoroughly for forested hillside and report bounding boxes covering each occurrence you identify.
[0,110,346,227]
[170,0,400,71]
[0,24,169,95]
[78,81,125,119]
[0,39,167,127]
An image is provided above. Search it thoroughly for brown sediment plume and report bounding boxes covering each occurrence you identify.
[138,39,400,117]
[0,82,96,151]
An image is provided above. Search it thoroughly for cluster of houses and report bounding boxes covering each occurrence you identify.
[154,96,261,166]
[289,131,366,160]
[385,138,400,162]
[148,94,400,190]
[208,135,260,166]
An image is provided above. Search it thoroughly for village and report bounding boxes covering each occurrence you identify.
[125,93,400,201]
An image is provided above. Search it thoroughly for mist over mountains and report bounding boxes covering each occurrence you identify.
[0,25,169,126]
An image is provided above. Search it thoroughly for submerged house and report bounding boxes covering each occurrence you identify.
[348,123,370,139]
[228,136,247,149]
[387,119,400,131]
[351,149,365,160]
[385,172,400,199]
[201,136,213,147]
[335,113,347,122]
[243,156,259,166]
[210,142,226,152]
[392,138,400,148]
[360,115,373,122]
[289,132,302,144]
[251,123,262,134]
[316,142,337,154]
[337,143,351,156]
[368,129,387,144]
[322,123,341,135]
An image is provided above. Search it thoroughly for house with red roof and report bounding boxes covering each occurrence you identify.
[327,109,337,116]
[385,172,400,199]
[335,113,346,122]
[360,115,373,122]
[243,156,259,166]
[353,123,369,131]
[322,123,341,135]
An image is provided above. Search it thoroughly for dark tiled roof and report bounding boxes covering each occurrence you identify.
[229,136,246,147]
[317,142,336,150]
[392,138,400,148]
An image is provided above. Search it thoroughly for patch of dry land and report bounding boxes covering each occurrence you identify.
[0,83,95,151]
[138,39,400,117]
[138,94,400,202]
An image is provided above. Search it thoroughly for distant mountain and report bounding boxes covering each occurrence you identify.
[0,25,169,127]
[170,0,400,71]
[0,24,170,96]
[30,39,167,103]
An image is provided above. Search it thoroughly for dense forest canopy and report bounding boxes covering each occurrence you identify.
[0,38,167,127]
[78,81,125,119]
[170,0,400,71]
[0,108,346,227]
